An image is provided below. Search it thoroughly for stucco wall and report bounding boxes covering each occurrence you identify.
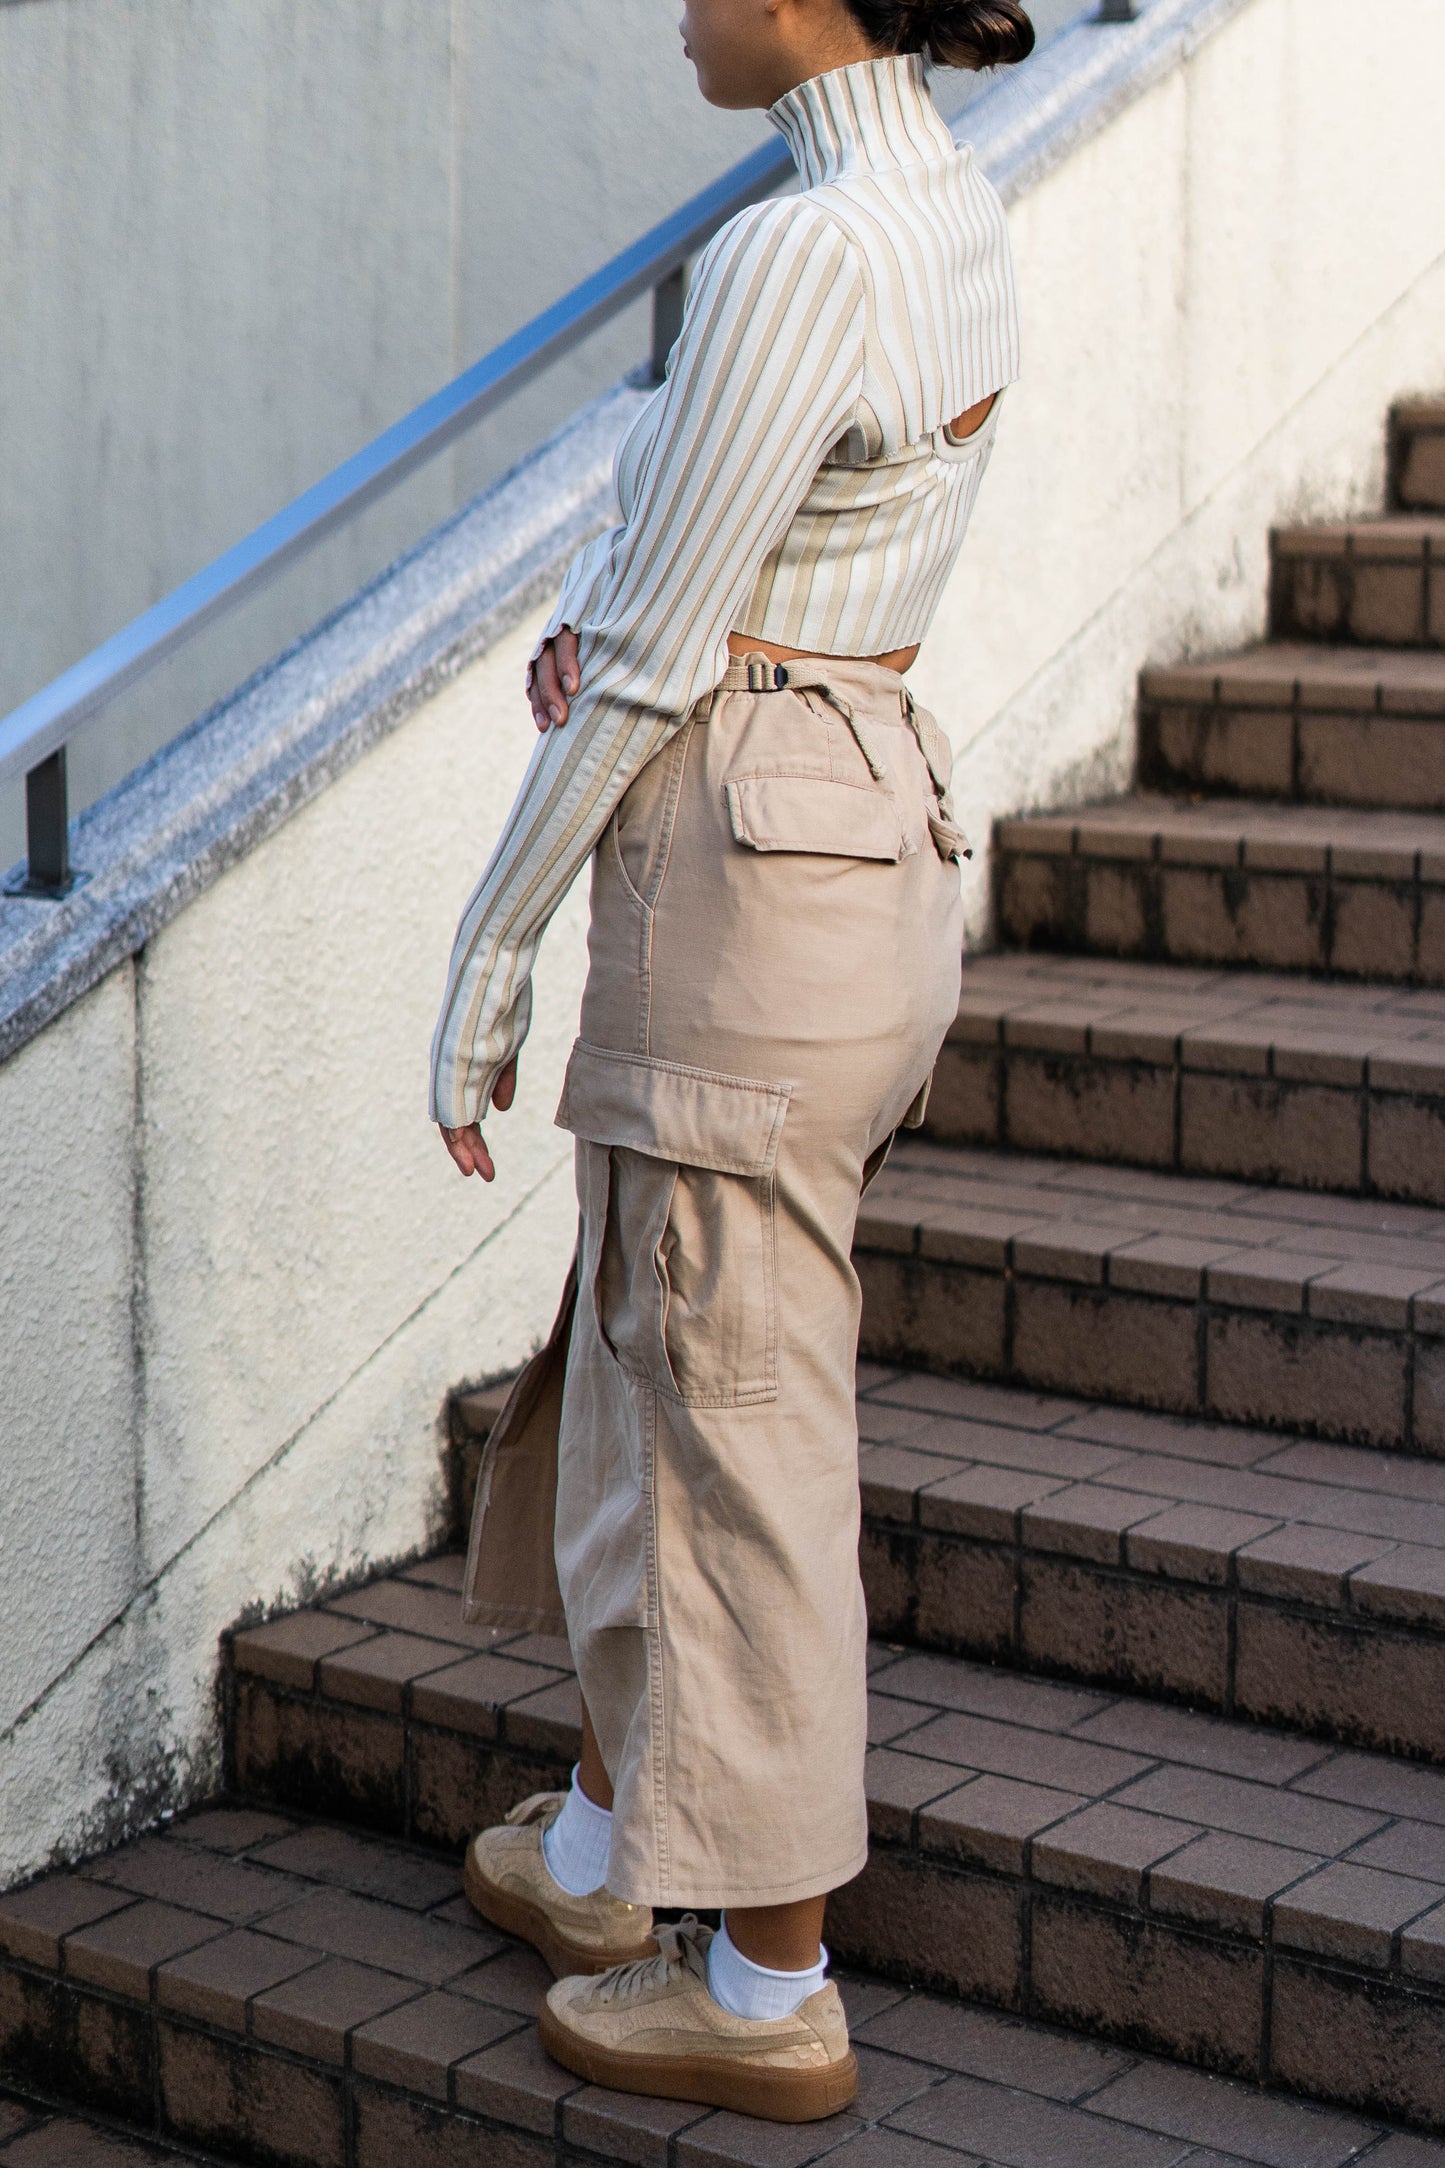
[0,613,587,1883]
[2,0,1443,1883]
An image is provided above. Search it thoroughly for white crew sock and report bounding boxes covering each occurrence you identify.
[706,1914,828,2021]
[541,1766,613,1896]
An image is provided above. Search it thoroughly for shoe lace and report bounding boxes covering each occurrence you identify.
[504,1791,563,1829]
[594,1916,709,2005]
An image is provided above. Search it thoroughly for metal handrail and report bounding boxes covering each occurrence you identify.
[1,130,795,897]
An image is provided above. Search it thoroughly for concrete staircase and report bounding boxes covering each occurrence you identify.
[6,399,1445,2168]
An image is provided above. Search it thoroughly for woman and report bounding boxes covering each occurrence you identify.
[430,0,1031,2125]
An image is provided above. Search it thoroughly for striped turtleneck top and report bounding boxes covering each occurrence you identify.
[430,53,1019,1129]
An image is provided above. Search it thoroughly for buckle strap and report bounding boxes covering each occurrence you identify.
[903,691,971,864]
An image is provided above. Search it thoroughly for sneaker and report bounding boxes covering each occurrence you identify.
[539,1917,858,2123]
[464,1791,656,1978]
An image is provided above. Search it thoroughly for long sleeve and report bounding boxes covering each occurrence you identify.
[429,197,867,1128]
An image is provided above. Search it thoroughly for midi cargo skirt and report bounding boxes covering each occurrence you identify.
[464,654,967,1908]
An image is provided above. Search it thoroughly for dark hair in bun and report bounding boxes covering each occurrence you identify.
[843,0,1036,70]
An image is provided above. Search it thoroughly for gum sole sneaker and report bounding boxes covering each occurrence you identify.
[539,1918,858,2123]
[464,1791,657,1978]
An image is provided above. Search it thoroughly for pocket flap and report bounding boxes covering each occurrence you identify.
[725,775,909,862]
[556,1041,791,1177]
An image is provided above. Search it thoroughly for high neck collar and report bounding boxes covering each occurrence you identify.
[769,54,955,187]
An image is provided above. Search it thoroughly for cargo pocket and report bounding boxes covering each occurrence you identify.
[557,1041,792,1408]
[724,772,911,862]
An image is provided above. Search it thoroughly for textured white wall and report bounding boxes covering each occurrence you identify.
[0,613,587,1883]
[0,969,137,1742]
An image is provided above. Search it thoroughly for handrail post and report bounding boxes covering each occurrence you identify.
[4,748,80,899]
[650,265,688,386]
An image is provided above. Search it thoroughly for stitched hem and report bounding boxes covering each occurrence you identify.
[458,1597,568,1633]
[608,1840,870,1913]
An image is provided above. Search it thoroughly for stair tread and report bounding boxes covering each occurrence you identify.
[864,1138,1445,1292]
[1142,641,1445,712]
[1274,515,1445,554]
[951,951,1445,1079]
[5,1812,1435,2168]
[856,1142,1445,1448]
[858,1362,1445,1600]
[998,791,1445,873]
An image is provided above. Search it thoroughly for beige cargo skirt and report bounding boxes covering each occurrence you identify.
[463,654,966,1908]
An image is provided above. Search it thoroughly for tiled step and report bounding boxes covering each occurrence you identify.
[446,1370,1445,1764]
[930,952,1445,1202]
[8,1815,1441,2168]
[0,2091,219,2162]
[199,1565,1445,2132]
[1394,398,1445,513]
[994,795,1445,982]
[1137,643,1445,808]
[855,1365,1445,1761]
[1269,519,1445,649]
[855,1140,1445,1452]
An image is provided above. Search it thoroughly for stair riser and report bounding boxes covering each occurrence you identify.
[217,1666,1445,2139]
[1392,409,1445,514]
[861,1522,1445,1763]
[1270,550,1444,650]
[1139,700,1445,810]
[996,849,1445,984]
[0,1960,562,2168]
[836,1858,1445,2134]
[856,1253,1445,1454]
[228,1675,573,1855]
[927,1037,1445,1204]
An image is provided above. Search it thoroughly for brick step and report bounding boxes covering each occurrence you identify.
[448,1367,1445,1766]
[1394,398,1445,513]
[183,1561,1445,2133]
[930,952,1445,1202]
[0,2090,219,2162]
[855,1365,1445,1762]
[994,795,1445,982]
[8,1806,1439,2168]
[1268,518,1445,649]
[855,1140,1445,1452]
[1138,643,1445,809]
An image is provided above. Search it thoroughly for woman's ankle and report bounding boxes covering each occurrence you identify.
[724,1895,827,1973]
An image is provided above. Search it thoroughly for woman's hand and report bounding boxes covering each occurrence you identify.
[439,1059,518,1182]
[527,628,580,732]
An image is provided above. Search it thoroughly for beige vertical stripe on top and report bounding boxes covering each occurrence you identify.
[430,54,1019,1130]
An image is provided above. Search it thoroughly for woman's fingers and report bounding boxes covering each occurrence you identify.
[526,659,550,733]
[526,630,580,731]
[491,1058,518,1113]
[533,642,570,728]
[437,1064,515,1178]
[439,1122,496,1181]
